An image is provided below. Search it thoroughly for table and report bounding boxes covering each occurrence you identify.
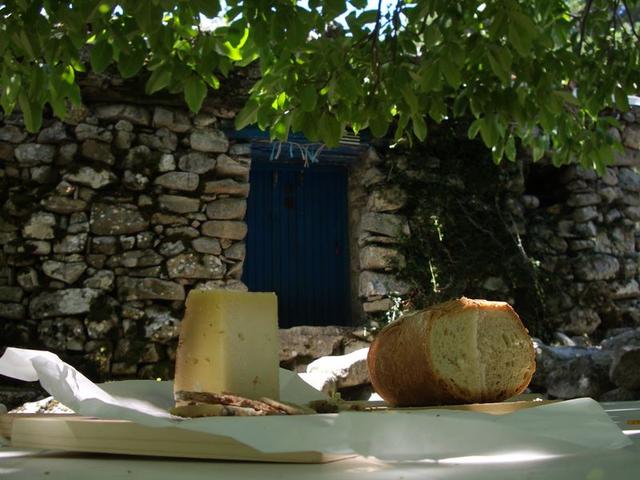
[1,401,639,480]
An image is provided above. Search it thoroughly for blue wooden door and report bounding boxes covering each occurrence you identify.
[243,161,350,327]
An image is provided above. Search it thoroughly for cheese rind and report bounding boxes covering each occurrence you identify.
[173,289,280,401]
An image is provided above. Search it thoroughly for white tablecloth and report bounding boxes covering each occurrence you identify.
[1,401,639,480]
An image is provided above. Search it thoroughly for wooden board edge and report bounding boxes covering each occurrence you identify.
[341,399,558,415]
[5,414,350,464]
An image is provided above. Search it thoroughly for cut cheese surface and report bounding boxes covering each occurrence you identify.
[173,289,280,401]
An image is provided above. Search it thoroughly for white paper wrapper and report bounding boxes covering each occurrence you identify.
[0,347,632,460]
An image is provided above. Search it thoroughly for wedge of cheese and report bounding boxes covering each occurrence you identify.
[173,289,280,401]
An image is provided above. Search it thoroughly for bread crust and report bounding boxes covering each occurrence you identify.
[367,297,536,407]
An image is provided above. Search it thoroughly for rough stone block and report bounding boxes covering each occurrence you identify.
[14,144,55,166]
[166,253,225,279]
[22,212,56,240]
[41,196,88,214]
[358,271,410,298]
[0,125,27,143]
[359,245,405,271]
[192,237,222,255]
[90,203,149,235]
[80,139,115,165]
[190,128,229,153]
[201,220,247,240]
[0,286,24,302]
[158,194,200,213]
[203,179,250,197]
[623,124,640,150]
[95,104,150,126]
[205,198,247,220]
[29,288,102,318]
[366,185,408,212]
[0,303,25,320]
[154,172,199,191]
[610,346,640,390]
[215,154,250,179]
[360,212,410,238]
[65,166,117,189]
[117,277,185,301]
[573,254,619,281]
[178,152,216,174]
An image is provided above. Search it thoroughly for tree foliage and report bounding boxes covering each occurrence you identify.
[1,0,639,170]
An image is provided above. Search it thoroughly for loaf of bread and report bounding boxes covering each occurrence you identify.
[367,297,535,406]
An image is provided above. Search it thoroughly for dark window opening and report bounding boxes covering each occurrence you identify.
[525,164,570,209]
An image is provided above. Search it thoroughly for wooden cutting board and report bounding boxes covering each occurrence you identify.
[0,413,345,463]
[0,399,554,463]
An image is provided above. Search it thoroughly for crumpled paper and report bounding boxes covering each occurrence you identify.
[0,347,632,460]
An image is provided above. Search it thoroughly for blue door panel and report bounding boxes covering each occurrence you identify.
[243,162,350,327]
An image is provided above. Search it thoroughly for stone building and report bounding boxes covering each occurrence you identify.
[1,72,640,404]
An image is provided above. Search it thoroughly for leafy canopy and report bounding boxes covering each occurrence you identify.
[1,0,639,171]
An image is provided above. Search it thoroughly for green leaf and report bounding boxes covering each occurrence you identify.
[90,38,113,73]
[402,88,419,115]
[12,30,35,59]
[324,0,347,18]
[552,90,579,106]
[469,96,483,118]
[453,94,467,117]
[145,66,172,95]
[511,11,539,43]
[419,62,441,92]
[271,114,292,141]
[468,119,482,139]
[184,75,207,113]
[428,96,446,123]
[117,39,146,78]
[505,135,516,162]
[235,99,259,130]
[336,72,360,101]
[440,58,461,88]
[487,45,512,83]
[0,74,22,114]
[202,73,220,90]
[394,112,410,142]
[193,0,221,18]
[369,114,389,138]
[319,112,342,147]
[356,10,379,26]
[132,3,162,33]
[257,100,275,129]
[507,13,535,57]
[532,141,545,162]
[48,93,67,119]
[478,115,498,147]
[349,0,367,9]
[614,88,630,111]
[423,25,443,49]
[412,114,427,141]
[492,142,504,164]
[66,82,82,106]
[300,85,318,112]
[299,111,320,141]
[18,92,42,132]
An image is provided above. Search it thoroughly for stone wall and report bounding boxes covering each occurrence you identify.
[2,81,640,407]
[351,127,533,333]
[524,109,640,338]
[0,98,251,381]
[351,148,411,319]
[350,111,640,342]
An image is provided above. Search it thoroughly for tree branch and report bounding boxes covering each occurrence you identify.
[578,0,594,55]
[370,0,384,94]
[621,0,640,42]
